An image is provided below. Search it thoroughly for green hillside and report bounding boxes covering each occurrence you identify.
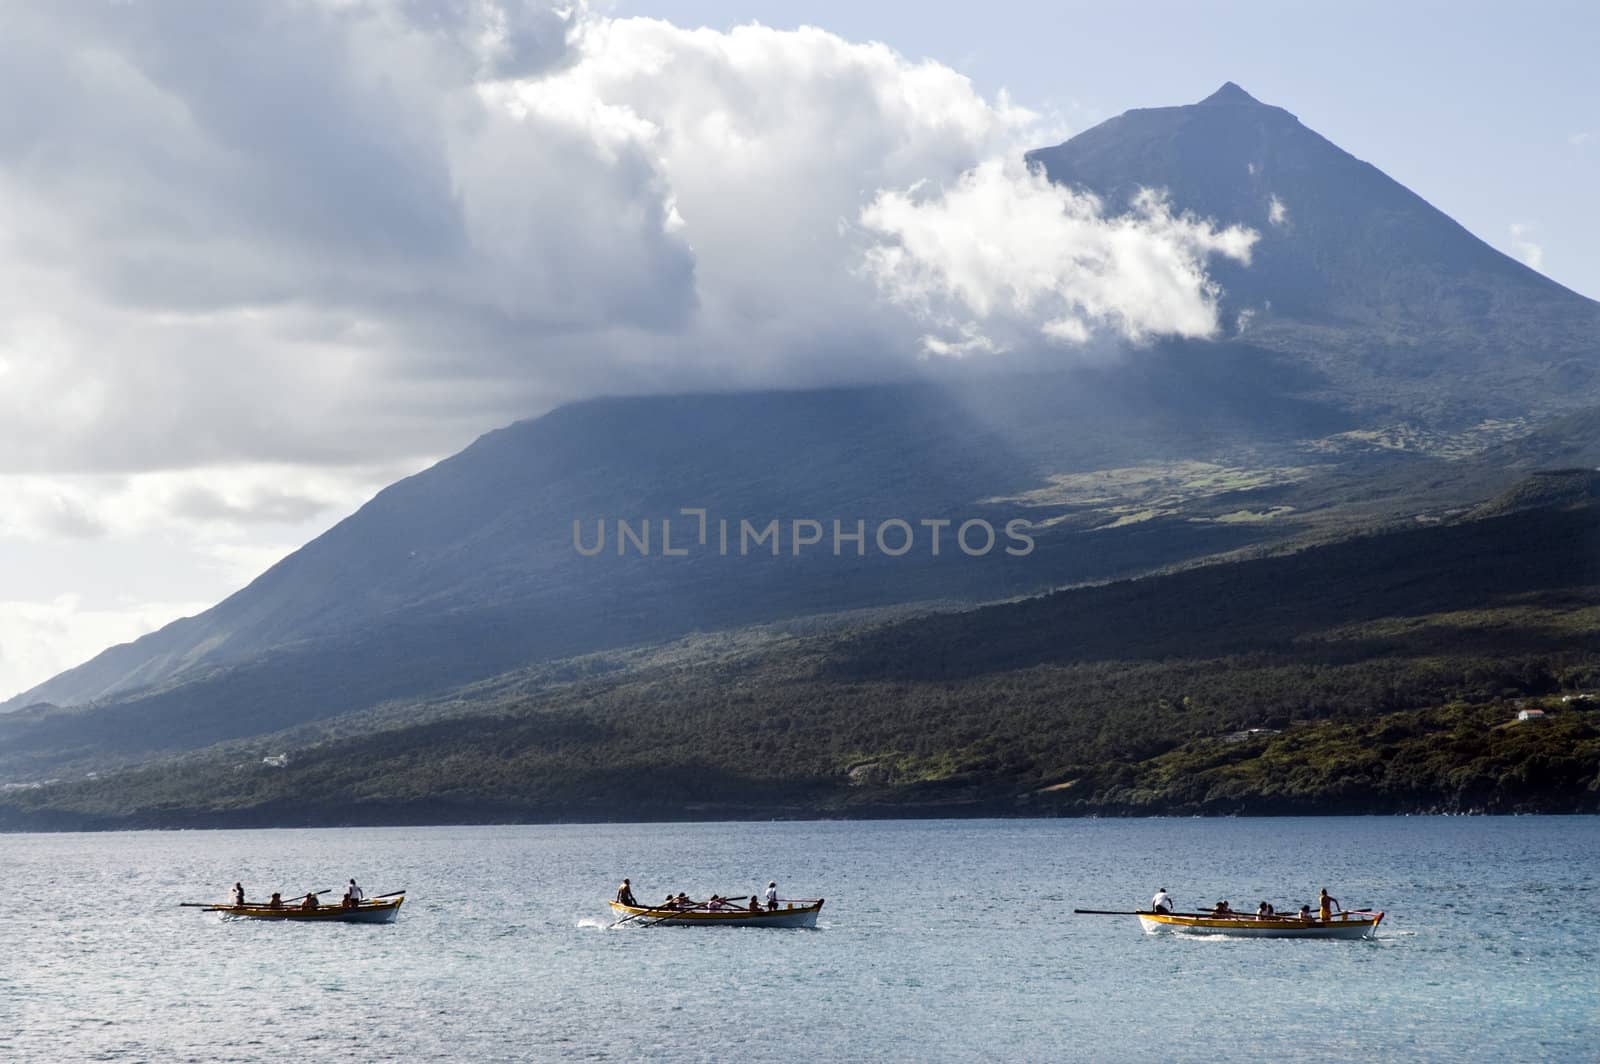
[4,492,1594,829]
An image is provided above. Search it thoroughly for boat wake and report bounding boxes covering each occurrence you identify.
[576,917,610,930]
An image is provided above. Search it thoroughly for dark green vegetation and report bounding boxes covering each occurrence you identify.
[3,486,1595,828]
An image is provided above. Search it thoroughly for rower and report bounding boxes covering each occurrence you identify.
[347,879,364,904]
[765,882,778,911]
[231,882,246,907]
[1150,888,1173,914]
[301,892,319,911]
[268,892,283,909]
[1297,904,1313,921]
[617,878,638,907]
[1211,900,1233,917]
[1318,888,1341,923]
[748,895,761,912]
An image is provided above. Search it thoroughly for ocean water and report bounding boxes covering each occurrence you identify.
[2,817,1596,1062]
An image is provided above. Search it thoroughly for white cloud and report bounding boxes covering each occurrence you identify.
[1267,195,1289,227]
[0,461,423,697]
[1508,222,1545,271]
[860,162,1257,353]
[1568,132,1593,147]
[0,596,212,702]
[0,2,1253,477]
[0,464,421,544]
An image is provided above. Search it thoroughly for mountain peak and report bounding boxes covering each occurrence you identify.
[1198,81,1261,106]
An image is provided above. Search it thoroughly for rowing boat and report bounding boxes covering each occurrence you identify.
[1136,909,1383,939]
[609,899,824,928]
[203,894,405,924]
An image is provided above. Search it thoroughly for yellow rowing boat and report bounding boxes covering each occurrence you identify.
[1136,909,1383,939]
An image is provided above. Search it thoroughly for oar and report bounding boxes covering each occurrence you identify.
[609,904,669,929]
[610,890,750,929]
[638,893,759,927]
[227,889,331,910]
[638,908,693,928]
[183,889,328,909]
[369,890,406,900]
[1075,908,1222,915]
[1073,909,1201,916]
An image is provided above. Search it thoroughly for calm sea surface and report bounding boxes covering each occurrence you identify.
[2,817,1596,1062]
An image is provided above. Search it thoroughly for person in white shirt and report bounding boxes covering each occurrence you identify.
[1150,888,1173,914]
[346,879,364,904]
[764,882,779,910]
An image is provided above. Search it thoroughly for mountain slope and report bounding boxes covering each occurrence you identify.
[4,489,1595,827]
[8,82,1599,784]
[1027,83,1600,411]
[8,365,1349,718]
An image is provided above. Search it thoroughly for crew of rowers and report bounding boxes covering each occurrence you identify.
[1151,887,1343,922]
[228,879,366,910]
[616,878,783,912]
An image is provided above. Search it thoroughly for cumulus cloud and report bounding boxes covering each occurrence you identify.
[1267,195,1289,227]
[1508,222,1545,271]
[0,1,1254,476]
[861,162,1257,353]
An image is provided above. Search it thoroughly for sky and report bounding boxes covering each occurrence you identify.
[0,0,1595,701]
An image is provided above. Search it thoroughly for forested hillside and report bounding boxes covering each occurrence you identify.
[4,492,1593,828]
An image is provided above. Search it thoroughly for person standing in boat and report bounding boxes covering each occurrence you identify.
[616,878,638,907]
[1150,888,1173,914]
[765,882,779,910]
[347,879,364,904]
[1318,888,1341,923]
[231,882,246,907]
